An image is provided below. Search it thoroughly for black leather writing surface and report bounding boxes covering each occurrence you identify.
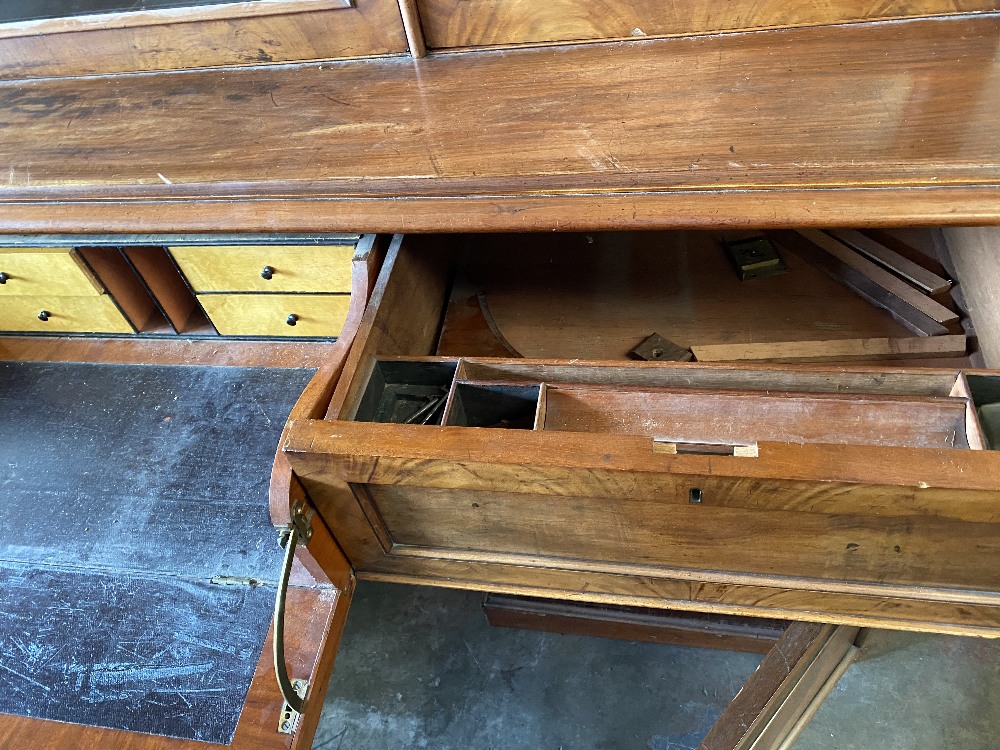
[0,361,314,743]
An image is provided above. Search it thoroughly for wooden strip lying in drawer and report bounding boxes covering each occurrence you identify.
[796,230,958,325]
[198,293,350,337]
[0,248,103,297]
[826,229,953,295]
[0,295,133,333]
[171,245,355,293]
[690,336,968,364]
[417,0,999,49]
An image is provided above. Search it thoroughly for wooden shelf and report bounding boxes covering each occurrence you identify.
[0,15,999,233]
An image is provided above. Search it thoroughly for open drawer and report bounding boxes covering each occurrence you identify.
[285,231,1000,637]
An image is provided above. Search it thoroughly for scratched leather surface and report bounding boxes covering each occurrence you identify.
[0,361,314,743]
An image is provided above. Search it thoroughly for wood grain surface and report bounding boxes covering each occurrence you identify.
[0,294,134,332]
[170,244,355,293]
[0,248,103,296]
[437,232,916,361]
[1,16,1000,231]
[0,335,339,366]
[0,1,408,79]
[944,227,1000,367]
[197,293,351,336]
[417,0,998,48]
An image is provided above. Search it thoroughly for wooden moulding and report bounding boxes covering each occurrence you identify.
[698,623,860,750]
[3,18,1000,230]
[483,594,788,654]
[269,234,387,532]
[416,0,998,49]
[0,0,408,79]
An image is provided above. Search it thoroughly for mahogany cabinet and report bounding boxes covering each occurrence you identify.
[1,2,1000,749]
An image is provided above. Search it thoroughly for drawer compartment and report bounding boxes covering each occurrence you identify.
[0,248,103,296]
[170,244,355,293]
[0,294,133,333]
[284,232,1000,635]
[198,293,351,337]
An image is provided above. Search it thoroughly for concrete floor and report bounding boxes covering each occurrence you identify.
[312,582,1000,750]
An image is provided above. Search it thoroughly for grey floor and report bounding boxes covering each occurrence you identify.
[312,582,1000,750]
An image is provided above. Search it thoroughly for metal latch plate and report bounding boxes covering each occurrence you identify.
[278,679,308,735]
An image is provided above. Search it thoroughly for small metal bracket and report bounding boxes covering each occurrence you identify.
[628,333,693,362]
[278,499,313,550]
[723,235,788,281]
[278,679,309,735]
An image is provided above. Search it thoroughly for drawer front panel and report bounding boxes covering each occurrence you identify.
[363,482,1000,592]
[198,293,351,337]
[170,245,355,293]
[0,248,103,296]
[0,295,133,333]
[417,0,997,49]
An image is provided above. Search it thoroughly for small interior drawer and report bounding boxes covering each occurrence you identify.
[198,293,351,337]
[284,231,1000,636]
[0,248,103,297]
[169,245,355,293]
[0,294,134,333]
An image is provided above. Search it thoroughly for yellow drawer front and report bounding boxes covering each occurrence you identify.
[198,294,351,337]
[0,295,134,333]
[0,248,104,296]
[169,245,355,293]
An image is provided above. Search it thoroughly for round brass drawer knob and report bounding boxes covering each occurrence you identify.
[285,314,298,327]
[261,266,275,280]
[38,310,50,321]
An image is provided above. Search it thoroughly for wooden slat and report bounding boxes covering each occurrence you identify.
[691,336,967,363]
[826,229,953,294]
[417,0,999,48]
[768,231,950,336]
[1,17,1000,231]
[483,594,787,654]
[359,556,1000,636]
[796,230,958,325]
[0,335,339,367]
